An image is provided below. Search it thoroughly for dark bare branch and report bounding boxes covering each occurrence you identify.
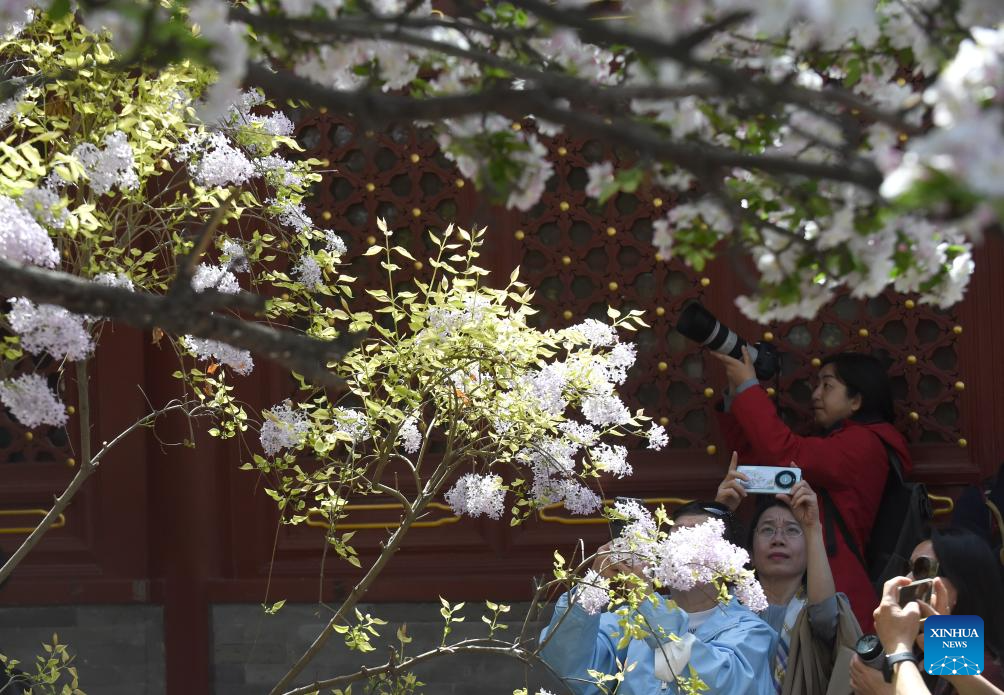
[0,259,351,386]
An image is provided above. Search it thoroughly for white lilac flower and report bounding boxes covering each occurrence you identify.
[649,517,767,611]
[273,200,313,231]
[248,112,294,137]
[574,569,610,615]
[524,436,578,477]
[294,254,324,290]
[188,132,256,188]
[182,336,254,375]
[0,195,59,267]
[647,424,669,451]
[588,442,632,478]
[444,473,506,520]
[20,187,66,229]
[581,393,631,428]
[71,131,139,195]
[558,479,602,515]
[604,342,637,385]
[221,239,249,272]
[557,421,598,447]
[0,373,67,428]
[257,155,304,188]
[260,400,310,456]
[332,407,369,444]
[0,92,21,129]
[526,363,569,415]
[397,416,423,454]
[8,298,93,361]
[567,318,618,347]
[324,230,347,255]
[191,263,240,294]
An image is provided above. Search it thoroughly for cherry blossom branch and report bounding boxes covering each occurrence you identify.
[246,63,884,190]
[0,259,352,387]
[0,397,210,585]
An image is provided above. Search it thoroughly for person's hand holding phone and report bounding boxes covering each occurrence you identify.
[875,576,924,656]
[715,452,748,512]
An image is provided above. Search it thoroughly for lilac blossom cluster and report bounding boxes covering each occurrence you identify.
[0,373,67,428]
[71,131,139,196]
[260,400,311,456]
[181,336,254,375]
[444,472,506,520]
[7,298,93,361]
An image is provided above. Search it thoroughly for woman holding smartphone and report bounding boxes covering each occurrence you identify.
[849,528,1004,694]
[714,350,911,631]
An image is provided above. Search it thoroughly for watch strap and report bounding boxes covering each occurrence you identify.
[886,651,918,667]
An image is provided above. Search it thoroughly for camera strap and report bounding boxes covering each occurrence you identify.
[820,488,866,567]
[819,438,905,568]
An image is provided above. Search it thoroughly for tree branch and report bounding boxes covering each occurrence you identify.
[0,399,209,584]
[246,63,884,190]
[0,260,351,387]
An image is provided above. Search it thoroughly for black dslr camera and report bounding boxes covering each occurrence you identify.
[675,302,780,381]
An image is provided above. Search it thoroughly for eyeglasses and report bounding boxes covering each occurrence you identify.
[755,524,804,540]
[908,555,939,580]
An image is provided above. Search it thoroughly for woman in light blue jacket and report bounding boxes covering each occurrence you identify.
[539,501,777,695]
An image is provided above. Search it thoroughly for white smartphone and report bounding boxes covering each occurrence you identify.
[736,465,801,495]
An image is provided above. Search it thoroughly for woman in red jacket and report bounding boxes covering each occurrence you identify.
[713,350,912,632]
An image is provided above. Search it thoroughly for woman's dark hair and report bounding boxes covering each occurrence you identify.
[672,500,743,546]
[820,352,895,423]
[930,527,1004,660]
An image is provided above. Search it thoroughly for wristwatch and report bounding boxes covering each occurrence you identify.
[883,651,918,682]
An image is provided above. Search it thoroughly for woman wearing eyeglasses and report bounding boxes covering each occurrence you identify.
[713,350,911,632]
[720,472,862,694]
[849,528,1004,695]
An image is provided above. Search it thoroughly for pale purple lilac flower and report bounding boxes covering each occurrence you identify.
[260,400,310,456]
[0,195,59,267]
[8,298,93,361]
[0,373,67,428]
[182,336,254,375]
[444,473,505,519]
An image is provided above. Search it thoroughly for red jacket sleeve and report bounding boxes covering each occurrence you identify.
[715,405,756,462]
[726,385,888,494]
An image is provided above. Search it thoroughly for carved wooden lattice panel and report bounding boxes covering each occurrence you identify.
[775,292,964,445]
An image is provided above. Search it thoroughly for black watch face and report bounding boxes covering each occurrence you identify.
[775,471,797,490]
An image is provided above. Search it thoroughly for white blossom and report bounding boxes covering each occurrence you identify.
[71,131,139,195]
[189,0,249,122]
[260,400,310,456]
[588,442,632,478]
[294,254,324,290]
[0,373,67,428]
[647,424,669,451]
[324,230,347,255]
[191,263,240,294]
[187,132,256,188]
[182,336,254,375]
[332,407,369,444]
[582,393,631,428]
[93,272,134,291]
[8,298,93,361]
[604,342,636,385]
[566,319,618,347]
[19,187,66,229]
[585,161,615,199]
[0,195,59,267]
[221,239,249,272]
[444,473,506,519]
[573,569,610,614]
[397,416,423,454]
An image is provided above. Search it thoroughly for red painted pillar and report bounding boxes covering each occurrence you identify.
[146,348,226,695]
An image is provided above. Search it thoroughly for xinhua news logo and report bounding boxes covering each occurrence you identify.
[924,615,985,676]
